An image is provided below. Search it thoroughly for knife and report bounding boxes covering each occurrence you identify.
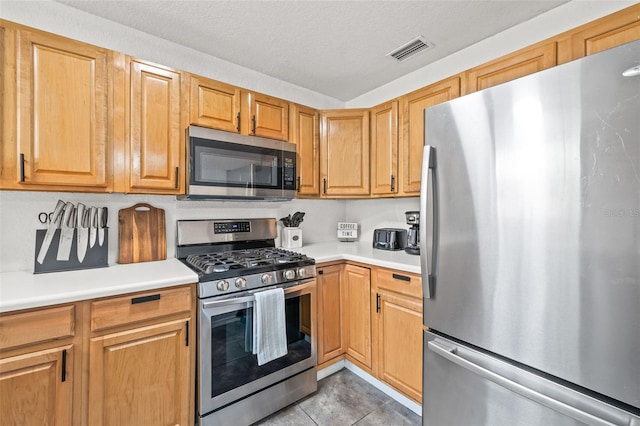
[76,203,88,263]
[98,207,107,246]
[56,202,75,261]
[36,200,66,264]
[89,206,98,248]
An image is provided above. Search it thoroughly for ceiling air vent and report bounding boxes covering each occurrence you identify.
[387,36,434,62]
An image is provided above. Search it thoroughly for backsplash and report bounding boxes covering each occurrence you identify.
[0,191,417,272]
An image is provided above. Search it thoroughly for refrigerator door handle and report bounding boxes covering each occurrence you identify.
[427,340,634,426]
[420,145,439,299]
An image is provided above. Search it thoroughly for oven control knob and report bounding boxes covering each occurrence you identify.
[283,269,296,280]
[297,268,306,279]
[216,280,229,291]
[235,277,247,289]
[261,273,273,284]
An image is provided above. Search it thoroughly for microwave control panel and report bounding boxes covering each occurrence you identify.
[283,153,296,190]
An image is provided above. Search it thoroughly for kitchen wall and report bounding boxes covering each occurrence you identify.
[0,190,346,272]
[346,197,420,240]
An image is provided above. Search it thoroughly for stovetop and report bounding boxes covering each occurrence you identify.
[176,218,316,298]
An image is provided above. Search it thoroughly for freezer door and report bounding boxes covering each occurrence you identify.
[422,40,640,409]
[423,332,640,426]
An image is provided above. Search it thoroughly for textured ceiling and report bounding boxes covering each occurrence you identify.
[55,0,569,101]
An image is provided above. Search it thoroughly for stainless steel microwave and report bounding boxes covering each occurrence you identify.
[181,126,297,200]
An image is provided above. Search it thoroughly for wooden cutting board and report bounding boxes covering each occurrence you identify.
[118,203,166,264]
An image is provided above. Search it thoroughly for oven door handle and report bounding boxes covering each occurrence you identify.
[201,280,314,310]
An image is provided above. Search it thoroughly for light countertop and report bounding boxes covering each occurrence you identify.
[0,242,420,313]
[297,241,421,274]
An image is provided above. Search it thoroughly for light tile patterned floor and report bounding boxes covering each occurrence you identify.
[254,369,421,426]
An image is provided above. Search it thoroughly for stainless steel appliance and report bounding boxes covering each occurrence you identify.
[404,211,420,255]
[181,126,297,200]
[177,218,317,426]
[373,228,407,251]
[420,40,640,425]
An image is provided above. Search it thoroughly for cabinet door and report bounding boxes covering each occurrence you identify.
[343,264,372,370]
[320,109,370,197]
[127,59,183,193]
[400,77,460,195]
[370,101,399,196]
[0,345,73,426]
[463,42,556,94]
[249,92,289,141]
[376,289,423,402]
[317,265,345,364]
[88,318,191,426]
[12,28,110,190]
[568,4,640,60]
[290,103,320,196]
[189,75,241,132]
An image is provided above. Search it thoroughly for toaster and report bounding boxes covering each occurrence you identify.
[372,228,407,251]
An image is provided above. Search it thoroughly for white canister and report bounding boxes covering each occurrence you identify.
[281,227,302,249]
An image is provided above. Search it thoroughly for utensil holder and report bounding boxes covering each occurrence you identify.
[281,227,302,249]
[34,228,109,273]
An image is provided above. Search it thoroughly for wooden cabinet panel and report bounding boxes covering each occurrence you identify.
[0,305,74,351]
[316,265,345,364]
[568,4,640,60]
[248,92,289,141]
[88,318,191,426]
[401,76,460,195]
[0,345,73,426]
[463,42,556,94]
[370,101,399,196]
[189,75,241,132]
[6,27,110,190]
[126,59,183,193]
[290,103,320,196]
[376,289,422,402]
[320,109,370,196]
[343,264,372,370]
[90,286,192,332]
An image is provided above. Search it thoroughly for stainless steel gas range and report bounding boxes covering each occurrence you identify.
[177,218,317,426]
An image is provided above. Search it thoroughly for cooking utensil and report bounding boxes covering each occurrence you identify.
[118,203,166,264]
[56,202,76,261]
[98,207,107,246]
[89,206,98,248]
[36,200,66,264]
[76,203,88,263]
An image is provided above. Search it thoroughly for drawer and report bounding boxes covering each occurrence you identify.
[373,268,422,299]
[0,305,75,351]
[91,286,192,332]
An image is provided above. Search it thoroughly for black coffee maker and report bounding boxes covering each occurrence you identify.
[404,211,420,255]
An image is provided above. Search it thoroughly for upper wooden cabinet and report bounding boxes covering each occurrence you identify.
[463,42,557,95]
[0,23,112,192]
[189,74,241,133]
[320,109,370,197]
[290,103,320,196]
[370,100,399,197]
[564,3,640,62]
[242,91,289,141]
[400,76,460,195]
[120,57,185,194]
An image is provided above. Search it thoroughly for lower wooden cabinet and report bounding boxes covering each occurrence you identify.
[88,319,191,426]
[317,264,346,365]
[0,284,195,426]
[343,264,372,371]
[0,345,74,425]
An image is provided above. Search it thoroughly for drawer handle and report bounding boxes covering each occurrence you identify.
[392,273,410,282]
[131,294,161,304]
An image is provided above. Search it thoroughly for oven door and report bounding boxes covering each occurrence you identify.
[198,279,316,417]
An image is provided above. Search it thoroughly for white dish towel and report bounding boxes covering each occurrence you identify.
[253,288,288,366]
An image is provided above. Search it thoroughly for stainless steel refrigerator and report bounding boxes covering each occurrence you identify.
[420,40,640,426]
